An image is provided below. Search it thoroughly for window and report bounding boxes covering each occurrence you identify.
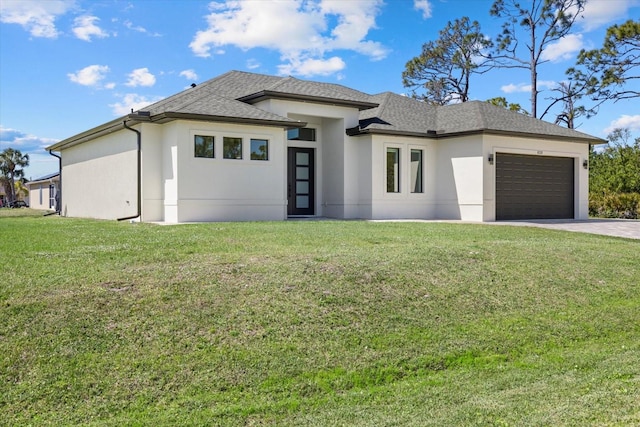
[386,147,400,193]
[411,149,423,193]
[194,135,214,158]
[250,139,269,160]
[39,185,43,205]
[49,184,56,209]
[223,137,243,159]
[287,127,316,141]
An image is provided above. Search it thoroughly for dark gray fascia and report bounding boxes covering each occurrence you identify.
[238,90,379,111]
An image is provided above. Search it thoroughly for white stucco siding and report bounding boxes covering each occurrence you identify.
[369,134,435,220]
[322,118,346,218]
[355,135,373,219]
[171,121,287,222]
[482,134,590,221]
[61,129,138,220]
[140,123,164,222]
[435,135,484,221]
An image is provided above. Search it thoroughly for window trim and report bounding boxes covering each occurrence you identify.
[410,148,424,194]
[250,138,269,161]
[385,146,401,193]
[194,134,215,158]
[223,136,243,160]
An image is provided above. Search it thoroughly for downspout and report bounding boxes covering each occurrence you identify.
[118,120,142,222]
[48,150,62,215]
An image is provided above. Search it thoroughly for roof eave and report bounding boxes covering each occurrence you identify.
[347,126,438,138]
[158,112,306,128]
[348,126,604,144]
[47,118,126,151]
[444,129,605,144]
[239,91,379,110]
[48,112,307,151]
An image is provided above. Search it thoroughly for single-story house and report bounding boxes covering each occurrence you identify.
[25,172,60,210]
[47,70,604,223]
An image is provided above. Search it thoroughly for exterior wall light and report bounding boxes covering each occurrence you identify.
[583,159,588,169]
[488,153,494,165]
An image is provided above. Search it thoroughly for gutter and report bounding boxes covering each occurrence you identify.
[117,120,143,222]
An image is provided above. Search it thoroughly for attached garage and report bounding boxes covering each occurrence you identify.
[496,153,575,220]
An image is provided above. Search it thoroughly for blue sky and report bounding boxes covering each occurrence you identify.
[1,0,639,179]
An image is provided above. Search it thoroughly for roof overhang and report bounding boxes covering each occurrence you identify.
[239,91,379,111]
[150,112,306,129]
[347,126,438,138]
[347,126,604,144]
[47,112,306,151]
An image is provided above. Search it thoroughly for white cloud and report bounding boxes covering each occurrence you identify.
[604,114,640,134]
[578,0,639,32]
[278,56,346,77]
[541,34,583,62]
[246,59,261,70]
[0,126,58,151]
[189,0,388,77]
[109,93,163,116]
[501,80,556,93]
[179,69,198,80]
[72,15,108,41]
[414,0,432,19]
[0,0,74,38]
[67,64,112,87]
[123,19,161,37]
[125,68,156,87]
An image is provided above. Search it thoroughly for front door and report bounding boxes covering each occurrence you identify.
[287,147,315,216]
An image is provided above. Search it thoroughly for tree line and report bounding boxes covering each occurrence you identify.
[402,0,639,129]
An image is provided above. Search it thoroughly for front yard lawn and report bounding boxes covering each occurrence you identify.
[1,215,638,426]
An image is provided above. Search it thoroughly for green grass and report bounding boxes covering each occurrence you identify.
[1,212,639,426]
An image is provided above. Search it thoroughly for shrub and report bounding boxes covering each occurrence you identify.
[589,192,640,219]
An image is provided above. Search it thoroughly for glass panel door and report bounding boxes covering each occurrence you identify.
[288,147,315,215]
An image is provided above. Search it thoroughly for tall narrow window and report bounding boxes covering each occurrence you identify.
[194,135,214,158]
[49,184,56,208]
[250,139,269,160]
[386,147,400,193]
[223,137,243,159]
[411,149,423,193]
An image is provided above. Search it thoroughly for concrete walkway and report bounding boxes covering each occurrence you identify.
[495,218,640,240]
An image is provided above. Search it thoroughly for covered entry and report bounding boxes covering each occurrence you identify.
[496,153,574,220]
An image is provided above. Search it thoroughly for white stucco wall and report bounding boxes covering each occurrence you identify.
[140,122,164,222]
[166,120,287,222]
[61,129,138,220]
[369,134,436,220]
[434,135,485,221]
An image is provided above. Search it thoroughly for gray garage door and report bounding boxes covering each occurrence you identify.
[496,153,574,220]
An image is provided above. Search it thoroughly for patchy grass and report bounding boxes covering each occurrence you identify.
[1,216,639,426]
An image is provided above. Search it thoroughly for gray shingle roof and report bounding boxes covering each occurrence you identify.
[29,172,59,182]
[354,92,604,143]
[49,70,604,151]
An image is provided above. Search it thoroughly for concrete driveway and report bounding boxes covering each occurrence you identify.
[496,219,640,240]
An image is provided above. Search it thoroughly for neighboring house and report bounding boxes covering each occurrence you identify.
[0,184,5,207]
[47,70,604,223]
[25,172,60,211]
